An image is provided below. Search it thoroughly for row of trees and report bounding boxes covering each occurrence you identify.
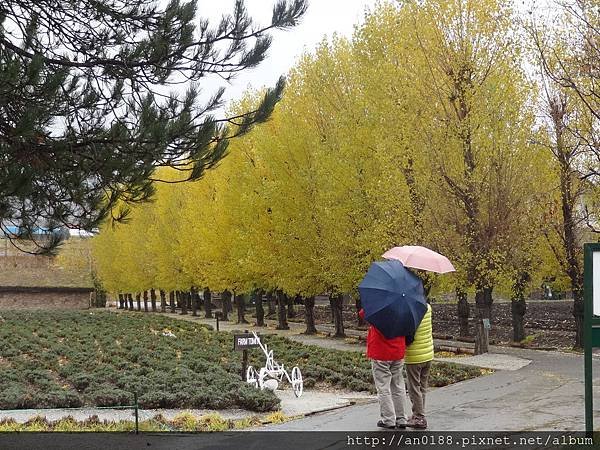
[112,289,306,332]
[93,0,599,348]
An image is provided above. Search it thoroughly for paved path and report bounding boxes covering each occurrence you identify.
[112,308,368,352]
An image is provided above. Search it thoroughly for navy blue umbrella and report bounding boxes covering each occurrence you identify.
[358,260,427,339]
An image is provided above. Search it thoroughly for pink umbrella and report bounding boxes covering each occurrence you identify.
[382,246,455,273]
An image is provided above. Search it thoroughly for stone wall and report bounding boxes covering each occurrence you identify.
[0,287,92,309]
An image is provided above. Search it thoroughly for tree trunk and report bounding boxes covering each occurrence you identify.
[128,293,134,310]
[255,289,265,326]
[548,95,584,348]
[150,289,157,312]
[203,288,213,319]
[329,294,345,338]
[511,299,526,342]
[136,293,141,311]
[355,295,366,327]
[180,291,188,315]
[187,291,192,312]
[160,290,166,313]
[118,293,124,309]
[221,290,231,321]
[266,291,276,317]
[457,288,470,337]
[511,272,529,342]
[303,296,317,334]
[235,293,248,324]
[276,290,289,330]
[287,295,298,319]
[169,291,176,313]
[330,300,335,323]
[226,292,233,313]
[143,290,149,312]
[190,287,198,316]
[474,286,492,354]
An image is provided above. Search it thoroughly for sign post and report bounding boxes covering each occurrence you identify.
[233,331,260,381]
[215,311,222,332]
[584,243,600,435]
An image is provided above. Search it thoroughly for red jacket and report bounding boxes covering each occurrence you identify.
[359,309,406,361]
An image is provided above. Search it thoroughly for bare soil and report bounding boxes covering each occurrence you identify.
[286,300,576,351]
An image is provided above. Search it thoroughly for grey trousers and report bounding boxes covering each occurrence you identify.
[371,359,408,426]
[406,361,431,417]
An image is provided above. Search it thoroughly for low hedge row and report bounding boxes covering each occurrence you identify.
[0,310,483,411]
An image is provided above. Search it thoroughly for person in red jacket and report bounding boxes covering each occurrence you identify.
[359,308,408,429]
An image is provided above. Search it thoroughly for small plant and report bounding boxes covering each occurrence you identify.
[520,334,537,346]
[53,416,80,432]
[171,412,198,431]
[0,418,22,432]
[196,413,230,432]
[264,411,288,424]
[233,416,262,429]
[23,416,50,432]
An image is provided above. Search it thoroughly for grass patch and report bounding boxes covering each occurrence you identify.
[434,351,470,358]
[264,411,289,424]
[428,362,485,387]
[0,413,261,432]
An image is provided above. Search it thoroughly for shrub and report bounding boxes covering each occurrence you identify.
[138,391,178,409]
[232,385,280,412]
[38,390,84,408]
[71,373,94,392]
[87,385,132,407]
[0,385,35,409]
[0,311,483,413]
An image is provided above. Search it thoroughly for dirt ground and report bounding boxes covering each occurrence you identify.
[286,300,576,350]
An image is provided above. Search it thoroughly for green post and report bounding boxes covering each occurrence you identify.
[134,391,139,434]
[585,243,594,435]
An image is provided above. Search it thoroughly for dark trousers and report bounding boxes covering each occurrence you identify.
[406,361,431,417]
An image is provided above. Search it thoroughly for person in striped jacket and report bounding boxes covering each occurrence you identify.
[405,302,433,429]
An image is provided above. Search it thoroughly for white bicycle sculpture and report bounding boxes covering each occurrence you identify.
[245,331,303,397]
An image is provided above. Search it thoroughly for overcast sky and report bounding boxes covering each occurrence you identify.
[197,0,379,109]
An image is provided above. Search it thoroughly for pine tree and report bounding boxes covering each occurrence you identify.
[0,0,306,251]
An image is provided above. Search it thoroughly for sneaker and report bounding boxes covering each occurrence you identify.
[377,420,396,429]
[407,415,427,429]
[396,417,407,429]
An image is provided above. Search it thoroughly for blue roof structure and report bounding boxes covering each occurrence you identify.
[1,226,64,238]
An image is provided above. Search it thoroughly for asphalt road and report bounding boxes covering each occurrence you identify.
[267,346,599,432]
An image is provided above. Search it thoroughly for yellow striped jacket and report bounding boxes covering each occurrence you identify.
[405,304,434,364]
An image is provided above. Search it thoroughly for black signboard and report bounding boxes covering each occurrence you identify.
[233,333,261,351]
